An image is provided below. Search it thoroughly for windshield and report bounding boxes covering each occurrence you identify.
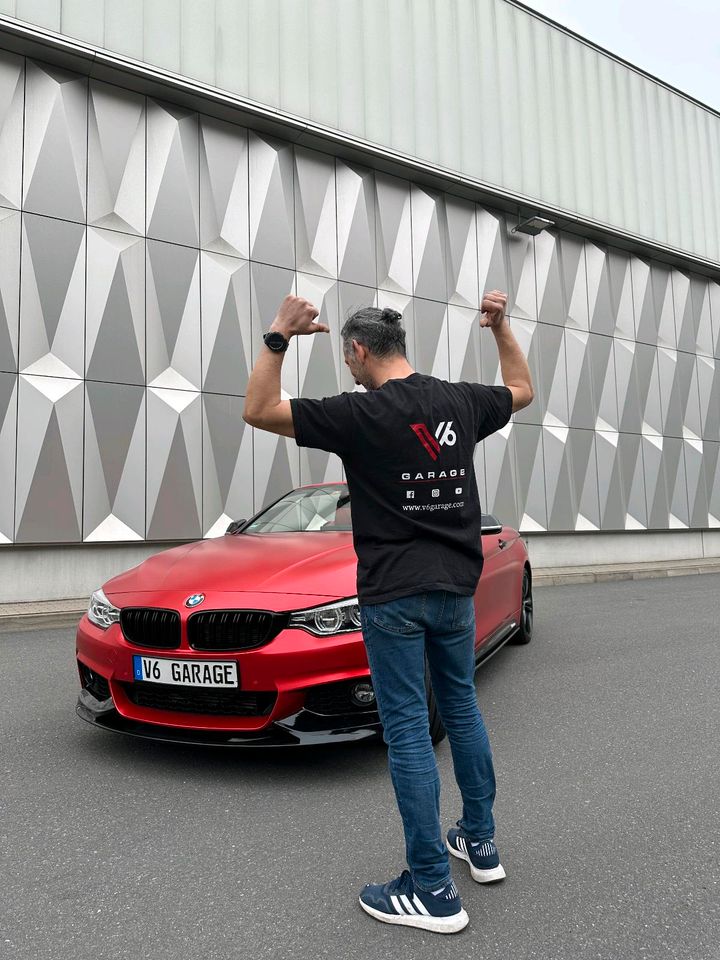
[243,485,352,534]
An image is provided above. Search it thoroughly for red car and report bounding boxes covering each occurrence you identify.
[76,482,533,747]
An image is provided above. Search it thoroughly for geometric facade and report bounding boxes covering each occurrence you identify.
[1,48,720,545]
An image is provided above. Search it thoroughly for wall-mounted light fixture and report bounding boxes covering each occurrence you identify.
[512,216,555,236]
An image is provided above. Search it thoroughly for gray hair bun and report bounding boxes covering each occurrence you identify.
[380,307,402,324]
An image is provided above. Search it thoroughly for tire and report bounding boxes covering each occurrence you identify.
[510,567,533,645]
[425,661,447,745]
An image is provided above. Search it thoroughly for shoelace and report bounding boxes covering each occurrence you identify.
[385,869,414,897]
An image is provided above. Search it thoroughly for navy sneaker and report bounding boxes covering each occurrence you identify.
[359,869,469,934]
[447,827,506,883]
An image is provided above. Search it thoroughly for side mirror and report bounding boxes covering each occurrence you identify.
[225,519,247,535]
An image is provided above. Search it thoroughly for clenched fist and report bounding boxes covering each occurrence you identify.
[271,294,330,338]
[479,290,509,330]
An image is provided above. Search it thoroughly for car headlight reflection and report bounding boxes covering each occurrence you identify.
[87,588,120,630]
[288,598,362,636]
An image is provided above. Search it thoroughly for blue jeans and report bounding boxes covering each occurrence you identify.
[360,590,497,891]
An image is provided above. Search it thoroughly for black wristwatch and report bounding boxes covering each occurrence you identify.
[263,330,290,353]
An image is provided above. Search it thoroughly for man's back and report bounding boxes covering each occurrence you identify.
[291,373,513,604]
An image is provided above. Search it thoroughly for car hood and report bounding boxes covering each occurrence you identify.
[104,532,358,599]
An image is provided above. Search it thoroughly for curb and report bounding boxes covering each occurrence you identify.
[533,559,720,587]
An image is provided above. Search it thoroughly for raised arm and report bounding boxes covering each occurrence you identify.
[242,295,329,437]
[480,290,534,413]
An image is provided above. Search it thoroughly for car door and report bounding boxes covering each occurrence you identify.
[472,516,507,653]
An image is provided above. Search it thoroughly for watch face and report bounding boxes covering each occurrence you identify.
[264,332,288,351]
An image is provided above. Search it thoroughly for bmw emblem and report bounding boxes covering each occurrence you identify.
[185,594,205,608]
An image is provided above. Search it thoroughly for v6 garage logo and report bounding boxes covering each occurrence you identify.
[410,421,457,460]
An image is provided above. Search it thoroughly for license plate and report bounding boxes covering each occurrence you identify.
[132,655,238,688]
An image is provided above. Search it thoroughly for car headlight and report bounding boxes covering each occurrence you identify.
[87,588,120,630]
[288,598,362,636]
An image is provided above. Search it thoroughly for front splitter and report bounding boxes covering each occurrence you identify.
[76,689,383,747]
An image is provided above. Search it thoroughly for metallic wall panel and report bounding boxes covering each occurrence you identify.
[249,260,296,398]
[0,370,16,541]
[253,428,300,514]
[83,381,145,540]
[294,146,337,280]
[1,63,719,545]
[86,228,145,385]
[535,231,588,331]
[705,442,720,525]
[15,372,83,541]
[88,81,145,236]
[0,49,23,210]
[146,239,200,391]
[414,298,449,382]
[146,385,202,539]
[201,252,251,397]
[199,116,249,259]
[0,207,19,371]
[337,159,376,288]
[23,60,86,223]
[202,391,254,537]
[6,2,720,263]
[476,208,536,322]
[249,131,294,270]
[375,172,412,296]
[146,99,199,247]
[411,184,448,304]
[697,356,720,443]
[19,213,85,379]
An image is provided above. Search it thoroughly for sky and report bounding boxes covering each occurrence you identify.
[521,0,720,111]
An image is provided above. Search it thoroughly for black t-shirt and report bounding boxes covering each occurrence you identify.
[290,373,513,605]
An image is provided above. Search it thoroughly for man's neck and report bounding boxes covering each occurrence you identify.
[372,361,416,389]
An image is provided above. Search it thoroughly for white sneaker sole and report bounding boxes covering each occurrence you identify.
[359,898,469,934]
[448,842,507,883]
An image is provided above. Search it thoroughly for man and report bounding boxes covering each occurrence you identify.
[243,290,534,934]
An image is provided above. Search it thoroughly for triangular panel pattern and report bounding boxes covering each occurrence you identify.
[15,374,83,542]
[147,99,199,246]
[249,261,297,397]
[147,240,201,391]
[202,393,254,537]
[199,116,249,258]
[632,258,677,349]
[297,274,341,399]
[253,427,300,513]
[0,209,20,372]
[294,146,337,278]
[446,195,478,308]
[586,241,634,340]
[534,230,588,331]
[0,51,24,210]
[411,184,448,303]
[0,372,17,541]
[20,214,85,379]
[84,381,145,540]
[337,159,376,287]
[23,61,87,223]
[375,171,412,294]
[201,253,251,396]
[146,387,202,539]
[88,81,145,235]
[249,130,295,269]
[86,228,145,384]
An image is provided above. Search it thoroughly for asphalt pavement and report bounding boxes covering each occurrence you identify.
[2,573,719,960]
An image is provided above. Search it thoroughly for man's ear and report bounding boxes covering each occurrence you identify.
[351,338,365,362]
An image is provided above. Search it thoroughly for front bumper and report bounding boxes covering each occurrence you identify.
[76,606,383,747]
